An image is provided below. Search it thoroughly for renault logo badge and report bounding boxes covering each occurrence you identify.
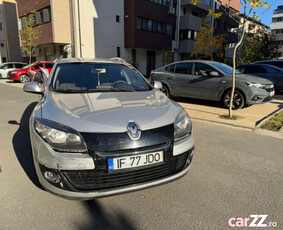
[127,121,141,140]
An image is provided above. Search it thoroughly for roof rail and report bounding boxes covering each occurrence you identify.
[109,57,126,63]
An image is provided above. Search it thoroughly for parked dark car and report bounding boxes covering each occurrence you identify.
[254,60,283,69]
[151,60,275,109]
[237,64,283,92]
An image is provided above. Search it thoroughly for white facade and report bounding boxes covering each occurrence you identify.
[271,6,283,59]
[0,1,7,64]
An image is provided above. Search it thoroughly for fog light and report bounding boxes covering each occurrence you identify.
[44,171,61,183]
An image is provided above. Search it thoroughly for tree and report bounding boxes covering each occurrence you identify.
[19,11,40,64]
[192,0,271,118]
[161,48,174,65]
[191,20,227,60]
[238,34,279,65]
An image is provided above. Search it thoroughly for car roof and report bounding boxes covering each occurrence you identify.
[58,58,127,65]
[167,60,218,65]
[254,60,283,63]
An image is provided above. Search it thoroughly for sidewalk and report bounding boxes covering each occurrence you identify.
[177,95,283,130]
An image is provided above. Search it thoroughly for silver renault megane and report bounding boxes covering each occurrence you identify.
[23,58,195,200]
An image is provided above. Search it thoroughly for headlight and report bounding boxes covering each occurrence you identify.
[34,118,87,153]
[174,110,192,141]
[246,82,265,89]
[9,71,17,75]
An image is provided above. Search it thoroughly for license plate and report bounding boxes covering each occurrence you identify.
[108,151,163,171]
[270,91,275,97]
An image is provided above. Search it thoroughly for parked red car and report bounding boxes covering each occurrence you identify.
[8,61,54,83]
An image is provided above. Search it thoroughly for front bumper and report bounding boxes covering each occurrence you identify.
[30,122,195,200]
[246,87,274,105]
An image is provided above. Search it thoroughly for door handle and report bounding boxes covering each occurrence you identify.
[167,76,173,80]
[221,80,226,84]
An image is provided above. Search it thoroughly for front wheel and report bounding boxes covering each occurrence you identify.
[19,74,29,83]
[222,90,245,110]
[161,84,170,97]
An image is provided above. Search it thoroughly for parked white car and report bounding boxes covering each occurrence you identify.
[0,62,26,79]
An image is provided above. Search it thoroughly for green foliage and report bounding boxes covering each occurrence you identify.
[238,34,279,65]
[191,21,227,60]
[161,49,174,65]
[260,111,283,131]
[19,11,40,64]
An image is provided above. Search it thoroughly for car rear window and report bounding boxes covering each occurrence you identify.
[51,63,152,92]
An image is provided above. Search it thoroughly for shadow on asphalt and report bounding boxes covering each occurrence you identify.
[9,102,42,189]
[75,200,135,230]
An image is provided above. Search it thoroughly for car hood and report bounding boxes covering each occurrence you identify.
[40,89,182,133]
[235,74,273,84]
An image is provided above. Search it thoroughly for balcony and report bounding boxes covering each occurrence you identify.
[181,0,211,11]
[178,39,195,53]
[180,14,202,31]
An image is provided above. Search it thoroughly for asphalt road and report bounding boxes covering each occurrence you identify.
[0,83,282,230]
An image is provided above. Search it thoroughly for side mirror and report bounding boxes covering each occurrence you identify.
[210,71,220,77]
[153,81,162,89]
[23,82,43,94]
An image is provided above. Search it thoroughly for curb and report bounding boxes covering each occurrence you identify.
[190,117,253,131]
[253,108,283,139]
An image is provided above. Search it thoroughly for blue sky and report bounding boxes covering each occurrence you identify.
[241,0,281,26]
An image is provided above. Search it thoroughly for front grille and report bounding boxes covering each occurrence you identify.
[263,96,273,102]
[62,151,190,191]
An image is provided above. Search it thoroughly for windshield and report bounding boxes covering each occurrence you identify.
[210,62,240,75]
[51,63,152,93]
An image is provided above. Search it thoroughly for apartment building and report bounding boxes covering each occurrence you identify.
[16,0,176,76]
[17,0,72,63]
[271,5,283,59]
[175,0,213,60]
[213,0,241,64]
[0,0,21,64]
[124,0,176,75]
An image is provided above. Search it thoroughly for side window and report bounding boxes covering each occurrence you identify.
[165,64,175,73]
[175,63,192,74]
[45,63,54,69]
[193,63,216,76]
[244,66,260,73]
[32,64,43,70]
[259,67,267,73]
[15,64,24,68]
[7,63,14,68]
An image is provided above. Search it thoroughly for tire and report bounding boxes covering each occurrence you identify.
[0,74,2,79]
[19,74,29,83]
[161,84,170,97]
[222,89,245,110]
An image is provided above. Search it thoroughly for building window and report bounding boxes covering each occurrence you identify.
[0,43,4,47]
[136,17,141,29]
[2,57,6,63]
[116,15,120,22]
[0,23,2,30]
[215,20,220,30]
[183,8,187,15]
[137,17,171,35]
[148,20,153,31]
[192,11,198,17]
[117,47,120,57]
[215,1,220,10]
